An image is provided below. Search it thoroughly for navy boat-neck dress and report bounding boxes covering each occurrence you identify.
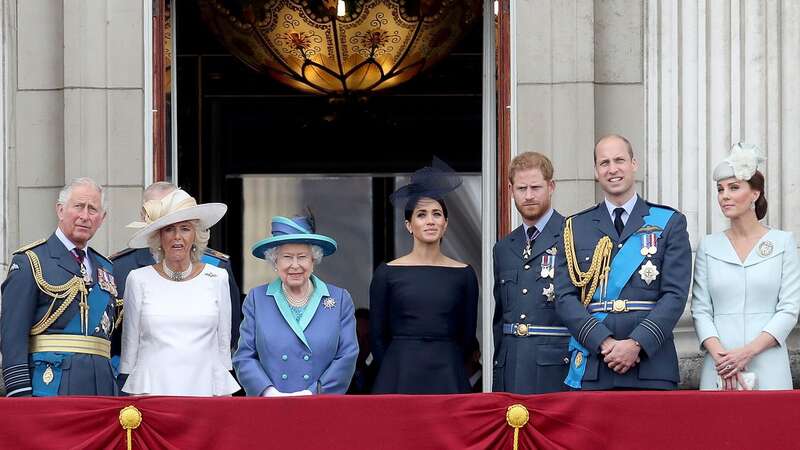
[369,263,479,394]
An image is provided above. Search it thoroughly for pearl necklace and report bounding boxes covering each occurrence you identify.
[163,261,193,281]
[282,280,311,307]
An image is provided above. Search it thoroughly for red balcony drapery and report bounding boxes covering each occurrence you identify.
[0,391,796,449]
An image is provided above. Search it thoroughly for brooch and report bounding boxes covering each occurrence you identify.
[204,272,218,277]
[323,297,336,309]
[758,241,774,257]
[638,260,660,285]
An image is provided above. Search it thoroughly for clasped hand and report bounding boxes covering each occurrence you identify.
[714,346,754,391]
[600,337,641,374]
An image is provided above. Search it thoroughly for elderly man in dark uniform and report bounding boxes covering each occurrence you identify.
[110,182,242,349]
[1,177,120,397]
[554,135,691,390]
[492,152,570,394]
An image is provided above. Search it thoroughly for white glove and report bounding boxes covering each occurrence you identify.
[287,389,312,396]
[262,386,285,397]
[262,387,312,397]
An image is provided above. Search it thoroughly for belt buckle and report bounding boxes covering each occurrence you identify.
[515,323,529,336]
[611,299,628,313]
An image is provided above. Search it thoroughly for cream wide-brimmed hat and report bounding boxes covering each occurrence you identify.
[126,188,227,249]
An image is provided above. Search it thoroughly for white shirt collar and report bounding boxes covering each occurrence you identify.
[522,208,554,239]
[604,193,639,225]
[55,227,94,277]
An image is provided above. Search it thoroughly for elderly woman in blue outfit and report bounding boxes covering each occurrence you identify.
[233,216,358,396]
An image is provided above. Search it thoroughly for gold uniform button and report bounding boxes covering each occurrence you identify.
[522,288,528,294]
[524,264,530,270]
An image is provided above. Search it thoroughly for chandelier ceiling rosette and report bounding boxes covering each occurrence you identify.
[199,0,481,95]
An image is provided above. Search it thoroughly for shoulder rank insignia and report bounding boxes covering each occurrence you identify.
[204,248,230,261]
[13,238,46,255]
[90,248,113,266]
[109,247,136,261]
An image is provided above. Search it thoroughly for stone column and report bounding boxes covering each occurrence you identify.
[646,0,800,387]
[514,0,646,220]
[5,0,148,258]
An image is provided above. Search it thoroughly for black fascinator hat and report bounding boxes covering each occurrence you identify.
[389,157,463,207]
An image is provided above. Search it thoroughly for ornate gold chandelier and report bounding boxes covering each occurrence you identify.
[199,0,481,95]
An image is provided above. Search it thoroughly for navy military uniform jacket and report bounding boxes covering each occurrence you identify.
[554,197,691,390]
[1,234,120,396]
[110,247,242,349]
[492,211,571,394]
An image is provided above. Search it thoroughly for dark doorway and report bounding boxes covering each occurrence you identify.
[175,1,484,298]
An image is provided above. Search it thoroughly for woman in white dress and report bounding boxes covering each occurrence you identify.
[691,143,800,390]
[119,189,241,396]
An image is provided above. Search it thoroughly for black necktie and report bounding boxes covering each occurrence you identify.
[526,226,540,242]
[613,208,625,237]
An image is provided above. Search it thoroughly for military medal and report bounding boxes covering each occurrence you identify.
[42,365,54,385]
[97,269,118,297]
[574,352,584,368]
[80,265,92,286]
[100,311,112,335]
[640,233,658,257]
[540,254,555,279]
[323,297,336,309]
[638,260,660,285]
[522,241,532,259]
[542,283,555,303]
[758,240,774,257]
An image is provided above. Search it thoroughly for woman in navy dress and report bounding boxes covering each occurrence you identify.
[370,160,479,394]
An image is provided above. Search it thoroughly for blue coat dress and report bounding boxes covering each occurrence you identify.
[233,275,358,395]
[554,197,692,390]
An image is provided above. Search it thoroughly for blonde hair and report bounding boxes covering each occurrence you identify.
[148,219,209,263]
[508,151,554,183]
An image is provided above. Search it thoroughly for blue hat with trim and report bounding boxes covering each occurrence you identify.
[250,216,337,259]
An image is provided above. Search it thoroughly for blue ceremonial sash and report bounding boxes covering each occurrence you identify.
[202,253,222,267]
[564,206,674,388]
[32,258,115,396]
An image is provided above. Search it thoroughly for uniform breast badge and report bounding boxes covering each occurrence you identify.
[43,365,54,385]
[540,247,557,279]
[522,241,532,259]
[542,283,555,303]
[100,311,112,336]
[638,260,660,285]
[640,233,658,256]
[97,269,118,297]
[758,240,774,257]
[638,233,660,284]
[323,297,336,309]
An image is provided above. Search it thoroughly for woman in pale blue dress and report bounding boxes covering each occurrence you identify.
[691,143,800,390]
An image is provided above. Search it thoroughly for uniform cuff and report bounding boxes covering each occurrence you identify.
[629,319,665,357]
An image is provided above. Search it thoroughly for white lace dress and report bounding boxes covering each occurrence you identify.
[119,264,240,396]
